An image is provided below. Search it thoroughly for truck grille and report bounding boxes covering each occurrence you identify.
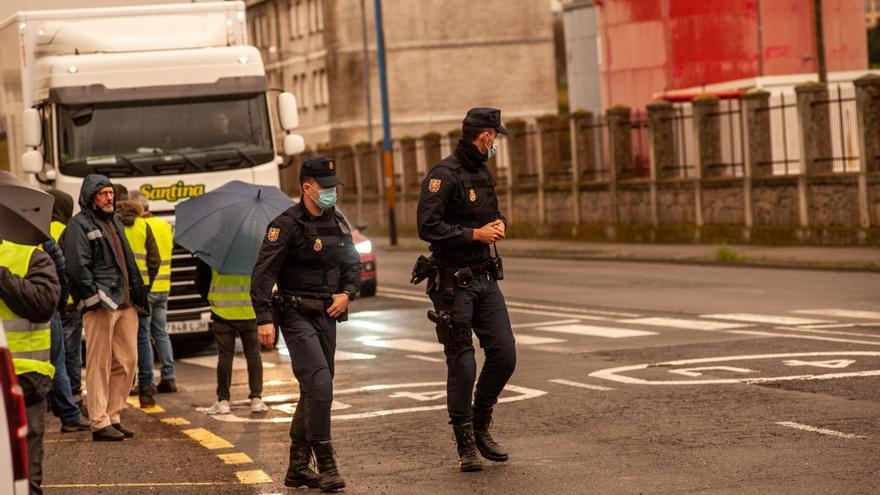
[167,244,210,321]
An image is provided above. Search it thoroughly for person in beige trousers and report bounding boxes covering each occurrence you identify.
[63,174,149,441]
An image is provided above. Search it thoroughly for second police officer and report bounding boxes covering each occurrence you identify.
[250,156,361,492]
[415,108,516,472]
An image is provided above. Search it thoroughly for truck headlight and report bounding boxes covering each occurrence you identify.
[355,240,372,254]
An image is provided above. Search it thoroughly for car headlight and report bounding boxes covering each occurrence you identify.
[355,240,373,254]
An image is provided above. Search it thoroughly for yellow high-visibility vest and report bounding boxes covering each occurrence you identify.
[49,220,73,305]
[123,217,150,285]
[0,241,54,378]
[144,216,173,293]
[208,269,256,320]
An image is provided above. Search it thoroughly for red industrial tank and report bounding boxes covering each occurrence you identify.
[596,0,867,109]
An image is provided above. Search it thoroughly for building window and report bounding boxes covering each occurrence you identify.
[288,1,297,39]
[316,0,324,31]
[321,69,329,106]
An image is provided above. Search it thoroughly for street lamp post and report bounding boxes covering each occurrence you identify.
[373,0,397,245]
[813,0,828,83]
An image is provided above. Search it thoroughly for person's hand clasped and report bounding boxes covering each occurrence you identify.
[327,293,350,318]
[257,323,276,348]
[473,219,506,245]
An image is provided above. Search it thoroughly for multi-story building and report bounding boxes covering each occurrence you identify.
[245,0,558,148]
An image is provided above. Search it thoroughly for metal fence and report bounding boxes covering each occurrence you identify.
[811,84,860,173]
[665,104,697,178]
[757,93,801,175]
[704,99,745,177]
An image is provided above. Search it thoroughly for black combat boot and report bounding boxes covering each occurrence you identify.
[313,441,346,492]
[452,423,483,472]
[284,439,320,489]
[473,406,509,462]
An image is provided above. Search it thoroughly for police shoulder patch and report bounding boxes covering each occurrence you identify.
[267,227,280,242]
[428,178,442,193]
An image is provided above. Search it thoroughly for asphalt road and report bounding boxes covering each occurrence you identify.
[44,249,880,494]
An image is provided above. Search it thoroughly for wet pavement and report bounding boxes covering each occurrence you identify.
[43,249,880,494]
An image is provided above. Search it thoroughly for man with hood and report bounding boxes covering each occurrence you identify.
[46,189,89,432]
[63,174,148,441]
[116,188,161,407]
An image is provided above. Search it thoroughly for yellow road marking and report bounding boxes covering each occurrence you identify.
[43,482,236,488]
[235,469,272,484]
[182,428,234,450]
[161,417,191,425]
[218,452,253,465]
[126,396,165,413]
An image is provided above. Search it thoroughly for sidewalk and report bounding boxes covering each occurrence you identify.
[375,236,880,272]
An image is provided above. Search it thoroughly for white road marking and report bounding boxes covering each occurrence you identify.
[377,287,639,320]
[335,351,377,361]
[793,309,880,320]
[345,320,390,332]
[361,338,443,353]
[797,322,880,330]
[624,317,750,331]
[389,390,446,401]
[730,330,880,347]
[549,379,614,391]
[512,319,581,329]
[782,359,855,369]
[775,421,867,439]
[589,352,880,385]
[406,354,444,363]
[271,401,351,415]
[771,326,880,339]
[515,334,567,345]
[207,382,546,423]
[668,366,755,377]
[701,313,830,326]
[535,324,657,339]
[180,355,275,370]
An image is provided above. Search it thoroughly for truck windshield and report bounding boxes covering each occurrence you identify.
[57,93,274,177]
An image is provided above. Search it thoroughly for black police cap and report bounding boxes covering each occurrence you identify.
[300,156,343,187]
[462,107,509,135]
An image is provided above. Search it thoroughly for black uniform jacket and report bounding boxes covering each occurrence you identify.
[417,139,505,267]
[250,201,361,326]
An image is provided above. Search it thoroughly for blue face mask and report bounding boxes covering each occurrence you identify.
[310,186,337,211]
[487,140,498,159]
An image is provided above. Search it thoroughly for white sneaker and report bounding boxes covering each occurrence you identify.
[250,398,269,413]
[205,400,230,415]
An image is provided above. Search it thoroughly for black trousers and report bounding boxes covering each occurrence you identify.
[279,308,336,445]
[429,274,517,425]
[211,318,263,401]
[20,372,51,495]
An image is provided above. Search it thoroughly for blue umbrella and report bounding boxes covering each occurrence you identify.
[174,181,294,275]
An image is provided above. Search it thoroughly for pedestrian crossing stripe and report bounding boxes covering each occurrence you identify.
[361,338,443,353]
[793,309,880,320]
[534,324,657,339]
[218,452,252,464]
[514,334,566,345]
[622,317,750,331]
[234,470,272,484]
[701,313,830,326]
[182,428,234,450]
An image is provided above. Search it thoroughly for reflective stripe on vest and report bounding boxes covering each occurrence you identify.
[123,217,150,284]
[144,216,173,293]
[0,241,54,378]
[208,269,256,320]
[49,221,74,305]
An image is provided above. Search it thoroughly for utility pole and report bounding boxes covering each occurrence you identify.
[813,0,828,83]
[359,0,374,145]
[373,0,397,245]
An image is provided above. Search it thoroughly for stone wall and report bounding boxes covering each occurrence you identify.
[752,178,799,226]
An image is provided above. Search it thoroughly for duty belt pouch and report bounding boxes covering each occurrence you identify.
[454,267,474,288]
[270,292,286,327]
[490,244,504,281]
[299,298,326,317]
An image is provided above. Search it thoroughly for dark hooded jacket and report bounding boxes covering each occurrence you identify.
[62,174,148,313]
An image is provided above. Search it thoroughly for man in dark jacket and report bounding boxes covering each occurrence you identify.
[1,237,60,495]
[63,174,148,441]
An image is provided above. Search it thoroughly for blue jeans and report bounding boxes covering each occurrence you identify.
[137,292,175,389]
[60,307,83,398]
[49,312,83,424]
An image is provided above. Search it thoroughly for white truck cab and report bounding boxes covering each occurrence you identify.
[0,2,304,336]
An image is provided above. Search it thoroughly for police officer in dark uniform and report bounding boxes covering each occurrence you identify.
[415,108,515,472]
[250,156,361,492]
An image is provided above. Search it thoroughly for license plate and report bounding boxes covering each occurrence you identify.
[166,320,210,334]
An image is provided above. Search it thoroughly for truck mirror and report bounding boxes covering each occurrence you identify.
[21,149,43,174]
[23,109,42,148]
[283,134,305,156]
[278,92,299,130]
